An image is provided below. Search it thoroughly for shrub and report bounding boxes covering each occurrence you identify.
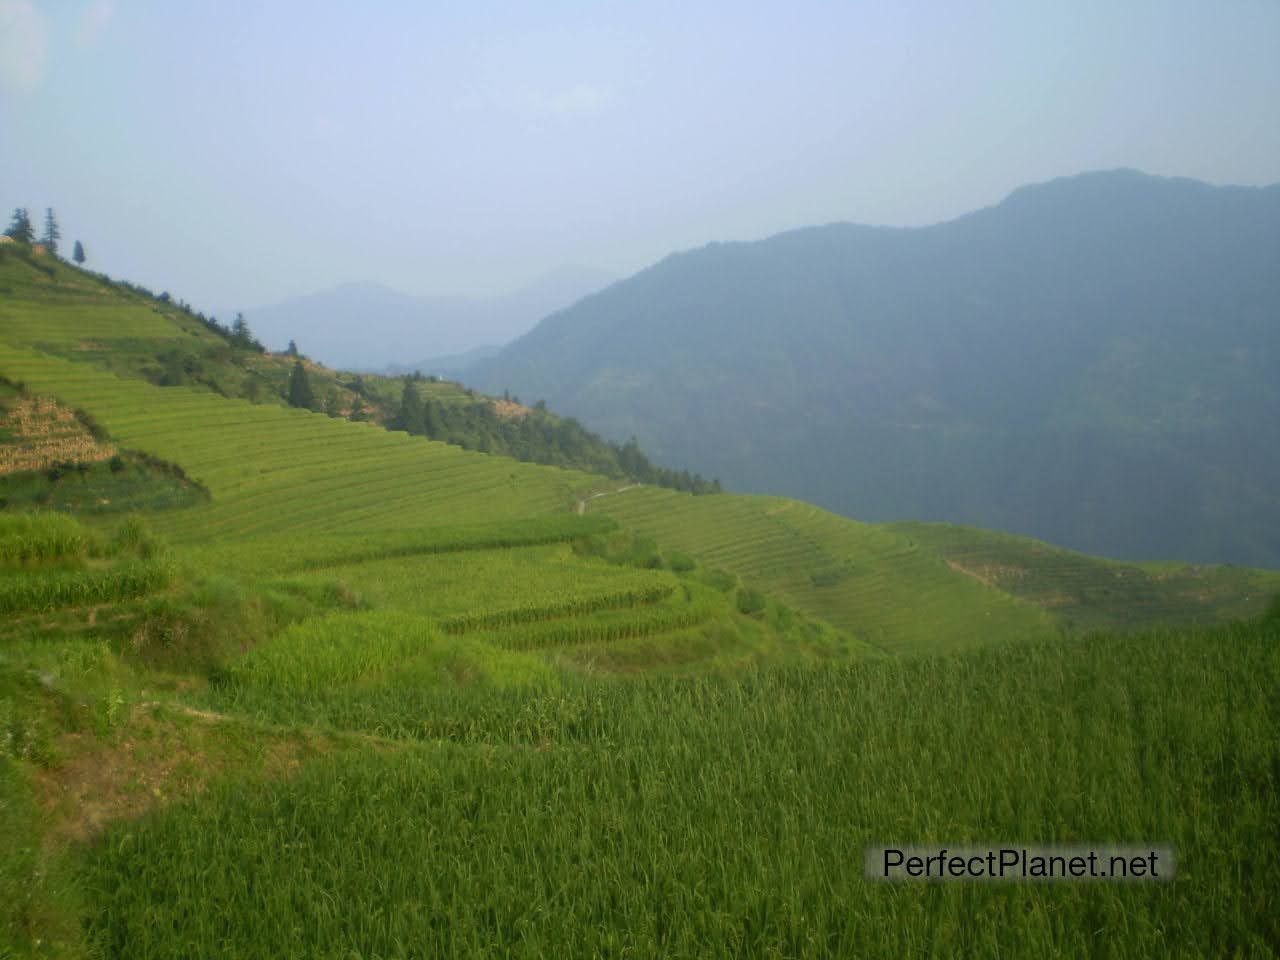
[735,586,767,617]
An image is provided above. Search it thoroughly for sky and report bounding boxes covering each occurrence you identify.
[2,0,1278,313]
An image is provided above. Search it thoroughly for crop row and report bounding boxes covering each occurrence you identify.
[477,589,719,651]
[224,610,438,694]
[593,486,1059,654]
[85,620,1280,958]
[0,513,90,565]
[439,583,676,634]
[0,300,178,346]
[0,345,589,541]
[201,515,618,575]
[0,558,172,614]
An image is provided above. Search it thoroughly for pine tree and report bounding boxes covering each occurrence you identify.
[286,339,299,357]
[5,208,34,244]
[232,313,265,352]
[73,240,86,264]
[41,208,61,255]
[394,378,425,433]
[287,360,315,410]
[422,397,443,437]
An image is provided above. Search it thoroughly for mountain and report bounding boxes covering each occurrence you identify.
[379,344,502,378]
[473,170,1280,567]
[4,222,1278,957]
[229,265,616,371]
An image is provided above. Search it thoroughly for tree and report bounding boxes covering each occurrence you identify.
[422,397,443,437]
[232,313,250,340]
[286,339,299,357]
[287,360,315,409]
[73,240,86,265]
[41,208,60,255]
[5,208,33,244]
[394,377,425,433]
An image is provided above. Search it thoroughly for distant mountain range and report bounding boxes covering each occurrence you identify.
[473,170,1280,567]
[226,265,616,371]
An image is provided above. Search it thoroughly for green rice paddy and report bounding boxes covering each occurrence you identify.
[2,253,1277,957]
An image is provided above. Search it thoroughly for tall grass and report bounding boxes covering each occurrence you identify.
[201,514,619,575]
[85,619,1279,957]
[0,558,172,615]
[475,584,720,650]
[0,512,91,566]
[224,610,441,693]
[439,582,676,634]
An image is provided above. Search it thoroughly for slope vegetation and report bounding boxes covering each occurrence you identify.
[2,246,1278,956]
[0,248,711,493]
[585,486,1057,654]
[0,341,588,541]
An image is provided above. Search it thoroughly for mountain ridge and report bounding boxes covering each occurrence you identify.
[474,169,1280,566]
[225,264,617,371]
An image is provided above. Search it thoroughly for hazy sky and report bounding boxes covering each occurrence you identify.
[3,0,1278,312]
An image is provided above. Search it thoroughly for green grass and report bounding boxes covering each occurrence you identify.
[0,343,599,541]
[471,581,721,651]
[80,617,1280,959]
[4,248,1279,956]
[5,326,1268,657]
[0,513,91,566]
[280,544,676,618]
[0,451,207,515]
[0,558,172,615]
[591,486,1061,653]
[195,514,618,575]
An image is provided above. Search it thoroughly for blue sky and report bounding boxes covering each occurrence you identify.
[2,0,1278,312]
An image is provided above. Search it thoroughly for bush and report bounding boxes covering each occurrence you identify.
[666,551,696,574]
[735,586,767,617]
[700,568,737,593]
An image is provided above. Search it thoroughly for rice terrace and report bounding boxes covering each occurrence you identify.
[3,5,1280,956]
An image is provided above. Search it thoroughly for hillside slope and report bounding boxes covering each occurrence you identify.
[0,248,713,492]
[4,244,1278,958]
[3,240,1276,648]
[473,170,1280,567]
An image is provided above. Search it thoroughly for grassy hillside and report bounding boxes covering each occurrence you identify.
[10,338,1269,652]
[9,598,1278,958]
[584,485,1280,653]
[0,247,716,492]
[0,341,593,539]
[892,521,1280,631]
[2,245,1278,956]
[584,485,1057,654]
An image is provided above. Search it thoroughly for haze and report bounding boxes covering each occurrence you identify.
[2,0,1278,310]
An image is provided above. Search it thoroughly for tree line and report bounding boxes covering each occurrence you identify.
[386,375,721,494]
[4,207,85,264]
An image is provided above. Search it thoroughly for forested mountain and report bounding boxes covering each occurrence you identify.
[474,170,1280,566]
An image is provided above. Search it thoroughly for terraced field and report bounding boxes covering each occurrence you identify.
[4,254,1279,957]
[587,485,1058,654]
[286,544,676,623]
[0,275,183,350]
[893,521,1280,630]
[0,341,1041,655]
[0,343,591,541]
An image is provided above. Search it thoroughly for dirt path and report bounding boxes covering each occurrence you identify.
[576,484,641,515]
